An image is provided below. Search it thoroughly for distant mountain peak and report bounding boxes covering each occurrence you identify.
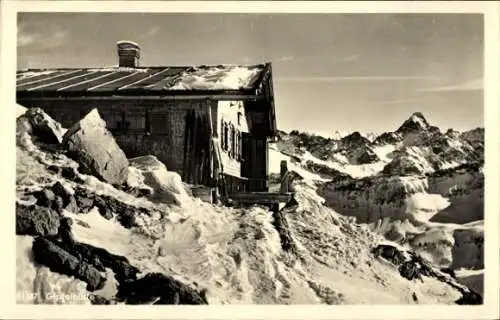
[332,130,352,140]
[396,112,430,134]
[341,131,368,143]
[445,128,460,138]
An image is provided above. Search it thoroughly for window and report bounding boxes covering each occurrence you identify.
[150,113,169,135]
[145,109,152,135]
[237,112,242,126]
[239,132,243,160]
[111,110,127,133]
[235,131,241,161]
[230,125,236,158]
[110,108,150,135]
[222,121,229,151]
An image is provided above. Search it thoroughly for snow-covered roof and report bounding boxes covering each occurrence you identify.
[16,64,268,93]
[116,40,140,48]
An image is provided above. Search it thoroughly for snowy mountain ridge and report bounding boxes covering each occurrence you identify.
[274,112,483,179]
[268,111,484,298]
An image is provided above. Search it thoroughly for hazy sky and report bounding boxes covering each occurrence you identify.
[17,13,484,136]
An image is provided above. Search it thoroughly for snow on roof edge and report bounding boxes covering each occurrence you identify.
[116,40,140,48]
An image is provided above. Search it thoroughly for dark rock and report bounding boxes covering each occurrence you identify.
[304,160,348,179]
[76,186,152,227]
[64,196,79,213]
[70,186,155,228]
[339,132,371,149]
[47,165,61,174]
[382,154,424,176]
[94,197,114,220]
[50,181,74,207]
[115,273,208,305]
[440,267,456,279]
[460,128,484,146]
[455,289,483,305]
[55,238,139,282]
[62,109,129,185]
[272,210,298,255]
[355,148,379,165]
[16,203,60,236]
[115,210,136,229]
[412,292,418,302]
[58,217,76,245]
[374,132,401,145]
[61,166,79,181]
[32,237,106,291]
[122,185,154,198]
[398,260,423,281]
[74,190,96,213]
[371,244,483,304]
[17,107,65,144]
[53,196,64,214]
[396,112,430,135]
[33,189,55,208]
[88,294,112,305]
[371,244,406,265]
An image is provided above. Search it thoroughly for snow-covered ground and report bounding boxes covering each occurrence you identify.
[14,105,484,305]
[16,130,470,305]
[269,142,394,179]
[268,145,328,181]
[268,137,484,298]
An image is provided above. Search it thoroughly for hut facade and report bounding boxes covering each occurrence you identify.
[16,41,277,197]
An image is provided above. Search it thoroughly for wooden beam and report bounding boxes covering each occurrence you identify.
[280,160,289,194]
[229,192,292,204]
[17,91,264,101]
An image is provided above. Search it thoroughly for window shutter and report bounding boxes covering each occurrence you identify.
[222,121,228,151]
[145,109,152,135]
[230,125,236,159]
[235,131,240,161]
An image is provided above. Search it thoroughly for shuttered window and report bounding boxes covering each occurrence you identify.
[127,113,146,131]
[145,109,152,134]
[222,120,229,151]
[229,125,235,158]
[108,106,149,135]
[150,113,169,135]
[235,131,241,161]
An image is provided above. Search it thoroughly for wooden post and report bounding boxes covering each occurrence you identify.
[206,100,214,185]
[280,160,289,194]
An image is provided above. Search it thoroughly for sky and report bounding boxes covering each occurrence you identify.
[17,13,484,137]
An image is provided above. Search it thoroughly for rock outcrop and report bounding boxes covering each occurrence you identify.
[371,244,482,305]
[115,272,208,305]
[16,203,60,237]
[272,208,298,254]
[32,237,107,291]
[62,109,129,185]
[72,186,155,228]
[16,107,65,145]
[54,233,140,283]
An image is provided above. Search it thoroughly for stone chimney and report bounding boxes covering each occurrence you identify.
[117,40,140,68]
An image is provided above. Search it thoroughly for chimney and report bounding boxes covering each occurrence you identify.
[116,40,140,68]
